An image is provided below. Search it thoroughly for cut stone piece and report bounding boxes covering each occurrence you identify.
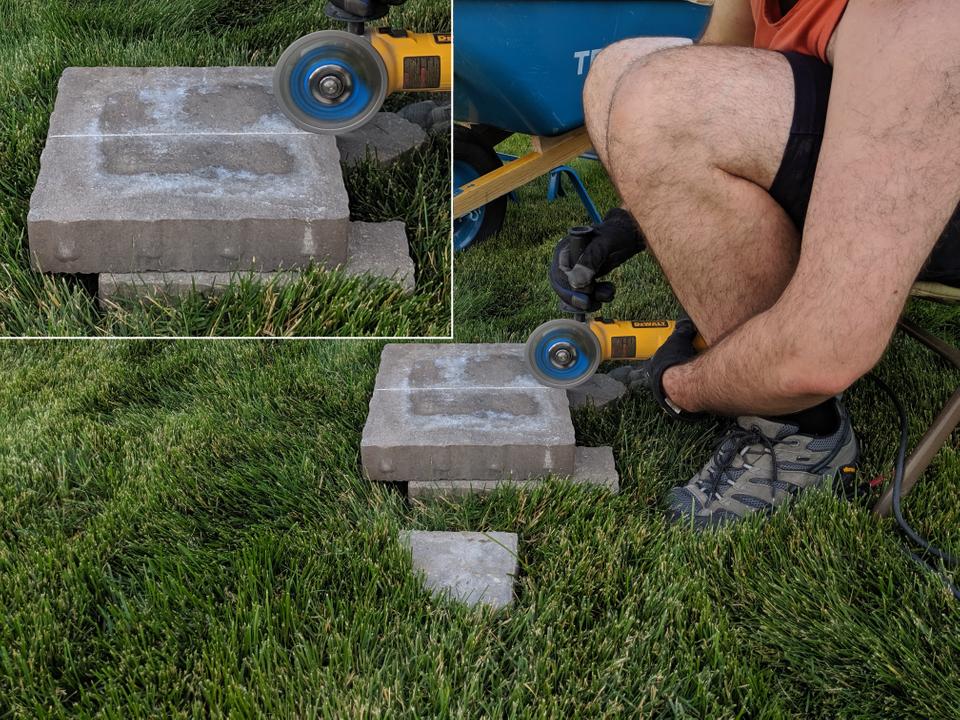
[401,530,517,610]
[337,112,428,166]
[362,344,576,482]
[567,373,627,409]
[29,67,350,273]
[407,446,620,499]
[396,99,451,135]
[98,220,415,303]
[345,221,415,292]
[569,446,620,492]
[99,270,296,305]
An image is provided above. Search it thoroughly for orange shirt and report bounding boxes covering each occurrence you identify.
[750,0,849,63]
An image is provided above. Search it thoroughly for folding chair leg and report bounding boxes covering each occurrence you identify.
[873,317,960,517]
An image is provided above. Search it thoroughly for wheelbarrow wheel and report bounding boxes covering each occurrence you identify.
[454,125,507,251]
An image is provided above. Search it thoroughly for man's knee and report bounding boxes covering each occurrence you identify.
[583,38,697,147]
[601,47,706,187]
[601,46,793,198]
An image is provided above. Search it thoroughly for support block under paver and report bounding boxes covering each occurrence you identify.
[567,373,627,409]
[407,446,620,499]
[337,112,428,166]
[98,221,414,304]
[28,67,349,273]
[402,531,518,610]
[362,345,576,482]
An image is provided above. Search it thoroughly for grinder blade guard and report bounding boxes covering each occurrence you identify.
[525,318,602,388]
[273,29,388,134]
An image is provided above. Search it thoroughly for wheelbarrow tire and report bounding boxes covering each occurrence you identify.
[454,125,507,251]
[469,124,512,149]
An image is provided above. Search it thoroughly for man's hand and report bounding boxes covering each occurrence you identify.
[647,314,704,421]
[549,208,644,311]
[558,208,645,289]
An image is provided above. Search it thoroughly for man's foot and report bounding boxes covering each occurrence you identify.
[666,398,859,529]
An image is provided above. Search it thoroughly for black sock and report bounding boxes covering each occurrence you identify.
[769,400,840,437]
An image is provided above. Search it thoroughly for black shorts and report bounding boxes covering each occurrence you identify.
[770,51,960,285]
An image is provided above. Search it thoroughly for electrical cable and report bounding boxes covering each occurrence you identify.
[869,374,960,600]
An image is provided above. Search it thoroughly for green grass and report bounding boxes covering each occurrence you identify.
[0,0,451,337]
[0,145,958,716]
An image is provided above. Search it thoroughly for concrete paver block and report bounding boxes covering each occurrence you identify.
[401,530,517,610]
[337,112,428,166]
[99,220,415,303]
[407,446,620,499]
[29,67,349,273]
[570,446,620,492]
[362,344,575,482]
[567,373,627,409]
[345,221,415,292]
[396,99,451,135]
[98,270,296,305]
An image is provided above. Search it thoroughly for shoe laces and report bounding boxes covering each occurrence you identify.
[697,424,780,501]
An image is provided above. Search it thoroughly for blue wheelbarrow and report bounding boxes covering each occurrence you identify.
[453,0,712,250]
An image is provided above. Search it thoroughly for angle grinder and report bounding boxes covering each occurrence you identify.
[273,1,451,134]
[525,225,706,388]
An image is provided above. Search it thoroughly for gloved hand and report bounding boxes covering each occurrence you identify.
[329,0,404,20]
[646,314,704,421]
[549,241,615,312]
[559,207,645,285]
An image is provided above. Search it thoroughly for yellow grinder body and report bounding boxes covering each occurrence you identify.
[274,29,451,134]
[525,317,706,388]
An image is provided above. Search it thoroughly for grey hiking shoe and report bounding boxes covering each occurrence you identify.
[667,399,859,529]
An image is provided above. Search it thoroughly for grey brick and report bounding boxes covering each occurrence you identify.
[401,530,517,610]
[98,270,297,305]
[569,446,620,492]
[362,344,575,482]
[345,221,414,292]
[29,67,349,273]
[98,220,414,304]
[567,373,627,409]
[407,446,620,499]
[337,112,428,166]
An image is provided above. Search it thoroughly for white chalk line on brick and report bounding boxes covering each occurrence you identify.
[372,386,562,392]
[49,132,311,138]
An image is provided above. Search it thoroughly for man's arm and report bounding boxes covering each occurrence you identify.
[661,229,922,417]
[698,0,755,47]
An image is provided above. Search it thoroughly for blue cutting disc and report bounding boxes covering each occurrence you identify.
[525,319,601,388]
[274,30,387,134]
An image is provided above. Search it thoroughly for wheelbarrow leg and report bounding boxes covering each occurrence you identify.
[873,317,960,517]
[547,166,602,224]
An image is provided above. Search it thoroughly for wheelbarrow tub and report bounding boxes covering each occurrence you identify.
[453,0,711,137]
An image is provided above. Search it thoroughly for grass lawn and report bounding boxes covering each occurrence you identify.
[0,0,451,337]
[0,127,956,716]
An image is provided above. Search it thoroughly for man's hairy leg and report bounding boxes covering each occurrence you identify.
[662,0,960,416]
[583,37,692,168]
[600,46,798,343]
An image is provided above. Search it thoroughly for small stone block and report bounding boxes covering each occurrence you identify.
[99,270,294,305]
[362,344,576,482]
[337,112,428,166]
[29,67,350,273]
[406,445,620,499]
[345,221,415,292]
[571,446,620,492]
[407,479,540,499]
[401,530,518,610]
[98,220,415,303]
[567,373,627,409]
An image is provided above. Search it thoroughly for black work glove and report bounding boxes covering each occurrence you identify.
[646,314,705,421]
[329,0,404,20]
[549,208,645,312]
[549,242,615,312]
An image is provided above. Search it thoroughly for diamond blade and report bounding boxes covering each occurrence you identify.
[273,30,388,134]
[525,319,602,388]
